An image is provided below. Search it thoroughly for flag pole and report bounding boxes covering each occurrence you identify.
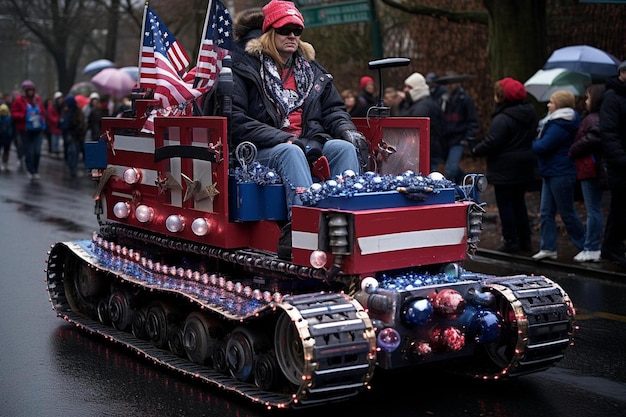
[137,2,149,88]
[193,0,213,89]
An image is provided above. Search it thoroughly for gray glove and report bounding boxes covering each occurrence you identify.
[341,130,369,172]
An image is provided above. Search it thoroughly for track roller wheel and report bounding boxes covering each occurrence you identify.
[226,327,267,382]
[97,299,110,325]
[132,309,148,340]
[168,324,186,357]
[74,263,104,299]
[213,340,228,374]
[108,290,133,331]
[253,351,281,391]
[146,303,170,349]
[183,312,221,365]
[274,312,306,386]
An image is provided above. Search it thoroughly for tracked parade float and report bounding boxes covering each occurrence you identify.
[45,59,576,410]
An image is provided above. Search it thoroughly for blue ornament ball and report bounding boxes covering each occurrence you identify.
[403,298,433,326]
[469,310,501,343]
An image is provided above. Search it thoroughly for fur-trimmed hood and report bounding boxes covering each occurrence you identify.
[234,8,264,41]
[245,37,316,62]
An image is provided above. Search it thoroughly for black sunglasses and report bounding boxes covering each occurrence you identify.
[275,26,303,36]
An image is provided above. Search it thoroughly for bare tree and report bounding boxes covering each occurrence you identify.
[5,0,88,92]
[1,0,144,93]
[380,0,547,83]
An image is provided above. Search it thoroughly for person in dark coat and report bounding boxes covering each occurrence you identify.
[0,103,14,171]
[598,60,626,267]
[531,90,585,261]
[399,72,444,173]
[231,0,365,258]
[58,95,85,177]
[471,78,537,253]
[437,72,480,184]
[353,75,377,117]
[426,72,446,108]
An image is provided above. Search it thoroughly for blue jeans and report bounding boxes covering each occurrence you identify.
[539,175,585,251]
[65,136,80,176]
[49,132,62,154]
[256,139,359,218]
[444,144,465,184]
[580,178,604,251]
[21,130,43,174]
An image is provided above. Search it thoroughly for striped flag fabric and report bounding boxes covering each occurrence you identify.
[139,6,201,109]
[194,0,233,89]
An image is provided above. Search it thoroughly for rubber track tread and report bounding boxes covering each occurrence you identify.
[486,275,575,377]
[46,241,375,409]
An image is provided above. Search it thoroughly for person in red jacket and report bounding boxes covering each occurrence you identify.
[11,80,46,180]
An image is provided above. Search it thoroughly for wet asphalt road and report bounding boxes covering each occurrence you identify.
[1,154,626,417]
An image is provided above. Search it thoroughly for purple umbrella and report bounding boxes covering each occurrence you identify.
[543,45,620,82]
[91,68,136,98]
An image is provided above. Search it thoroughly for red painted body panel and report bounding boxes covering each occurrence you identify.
[98,102,458,271]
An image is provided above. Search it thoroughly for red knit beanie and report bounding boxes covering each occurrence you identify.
[262,0,305,33]
[498,77,526,102]
[360,76,374,90]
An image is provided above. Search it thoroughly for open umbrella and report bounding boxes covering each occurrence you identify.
[119,66,139,81]
[69,81,97,97]
[74,94,90,109]
[543,45,620,82]
[433,71,476,85]
[91,68,136,98]
[82,59,116,76]
[524,68,592,102]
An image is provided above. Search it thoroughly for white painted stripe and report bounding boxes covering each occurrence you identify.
[192,159,214,212]
[293,227,466,254]
[300,304,353,315]
[163,139,182,206]
[111,191,133,199]
[358,227,466,255]
[312,318,364,330]
[114,135,155,153]
[292,231,319,250]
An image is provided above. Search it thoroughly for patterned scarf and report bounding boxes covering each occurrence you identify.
[260,52,314,129]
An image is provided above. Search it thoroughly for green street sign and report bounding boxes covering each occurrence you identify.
[301,1,371,28]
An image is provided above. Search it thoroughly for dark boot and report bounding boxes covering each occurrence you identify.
[277,222,292,260]
[497,239,520,253]
[601,246,626,267]
[519,237,532,252]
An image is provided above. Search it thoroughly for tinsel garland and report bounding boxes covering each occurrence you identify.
[299,170,455,206]
[232,165,456,206]
[231,161,282,186]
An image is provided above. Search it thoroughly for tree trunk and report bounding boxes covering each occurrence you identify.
[483,0,547,83]
[105,0,121,61]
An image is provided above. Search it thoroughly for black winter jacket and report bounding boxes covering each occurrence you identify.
[231,39,356,149]
[399,95,444,160]
[441,86,479,148]
[471,101,537,185]
[600,75,626,183]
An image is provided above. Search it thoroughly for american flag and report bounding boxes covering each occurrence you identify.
[194,0,233,89]
[139,6,201,109]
